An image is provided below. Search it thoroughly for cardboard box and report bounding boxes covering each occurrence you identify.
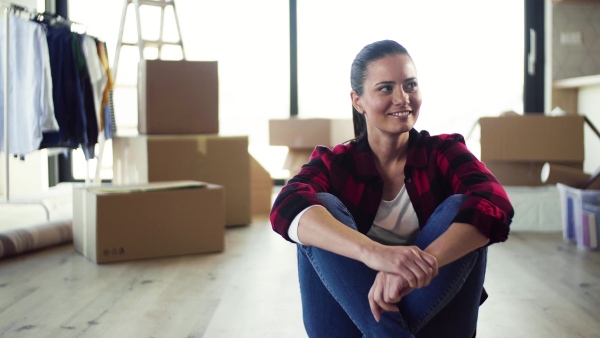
[138,60,219,134]
[269,118,354,149]
[113,135,251,226]
[480,116,584,162]
[480,116,585,186]
[284,149,314,177]
[73,181,225,263]
[250,155,273,216]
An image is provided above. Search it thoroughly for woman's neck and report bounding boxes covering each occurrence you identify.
[368,131,410,167]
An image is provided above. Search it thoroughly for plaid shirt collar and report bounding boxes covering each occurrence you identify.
[354,128,430,179]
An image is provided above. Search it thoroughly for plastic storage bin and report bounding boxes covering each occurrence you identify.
[556,183,600,249]
[581,203,600,250]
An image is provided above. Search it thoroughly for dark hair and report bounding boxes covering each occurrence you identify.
[350,40,411,140]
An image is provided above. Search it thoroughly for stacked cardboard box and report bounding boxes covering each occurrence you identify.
[269,118,355,176]
[113,134,251,226]
[137,60,219,135]
[113,60,255,226]
[479,115,585,186]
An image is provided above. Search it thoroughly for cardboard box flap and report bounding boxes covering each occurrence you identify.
[87,181,206,194]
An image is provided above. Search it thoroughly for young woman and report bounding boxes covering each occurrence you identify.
[270,40,513,338]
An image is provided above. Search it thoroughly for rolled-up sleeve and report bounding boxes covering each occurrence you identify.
[270,147,333,243]
[436,134,513,243]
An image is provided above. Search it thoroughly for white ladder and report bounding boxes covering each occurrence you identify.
[94,0,186,184]
[112,0,186,79]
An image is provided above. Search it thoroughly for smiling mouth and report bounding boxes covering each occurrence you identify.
[388,111,411,117]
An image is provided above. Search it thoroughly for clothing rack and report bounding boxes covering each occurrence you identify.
[0,2,79,219]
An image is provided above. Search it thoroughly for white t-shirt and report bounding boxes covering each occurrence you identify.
[367,185,420,245]
[0,13,59,155]
[289,186,420,245]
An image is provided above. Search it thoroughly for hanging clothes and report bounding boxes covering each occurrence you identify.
[73,32,98,160]
[96,39,116,139]
[38,20,100,160]
[39,23,86,151]
[0,12,59,155]
[81,34,107,134]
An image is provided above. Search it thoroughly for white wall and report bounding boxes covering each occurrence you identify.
[579,84,600,174]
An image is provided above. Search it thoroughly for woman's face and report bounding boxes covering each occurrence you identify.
[352,54,421,138]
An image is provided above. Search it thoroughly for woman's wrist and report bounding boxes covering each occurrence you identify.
[358,240,384,267]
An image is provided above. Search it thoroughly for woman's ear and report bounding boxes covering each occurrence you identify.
[350,90,364,114]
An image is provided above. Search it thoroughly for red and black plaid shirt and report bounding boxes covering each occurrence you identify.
[270,129,513,244]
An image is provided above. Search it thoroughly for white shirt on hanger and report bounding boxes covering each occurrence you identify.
[0,12,59,155]
[81,34,107,132]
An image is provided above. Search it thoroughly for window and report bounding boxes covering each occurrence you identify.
[297,0,524,157]
[68,0,523,180]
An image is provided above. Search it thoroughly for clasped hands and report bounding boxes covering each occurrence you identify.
[364,245,439,322]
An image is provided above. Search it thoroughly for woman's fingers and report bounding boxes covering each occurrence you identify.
[385,273,407,303]
[369,273,400,322]
[368,280,382,322]
[384,246,438,288]
[419,250,439,277]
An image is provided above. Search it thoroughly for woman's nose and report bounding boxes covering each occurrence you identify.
[393,90,410,106]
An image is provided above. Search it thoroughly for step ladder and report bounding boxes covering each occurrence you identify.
[112,0,187,80]
[94,0,186,184]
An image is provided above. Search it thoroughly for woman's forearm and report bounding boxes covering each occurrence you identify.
[297,206,439,282]
[297,206,377,262]
[424,222,489,267]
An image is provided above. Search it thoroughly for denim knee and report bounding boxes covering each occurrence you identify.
[415,194,469,249]
[439,194,469,210]
[315,193,358,231]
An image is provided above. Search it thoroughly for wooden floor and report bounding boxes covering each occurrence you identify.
[1,210,600,337]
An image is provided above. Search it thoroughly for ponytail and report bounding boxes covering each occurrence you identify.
[352,105,367,140]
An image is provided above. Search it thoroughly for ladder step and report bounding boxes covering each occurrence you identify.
[132,0,173,7]
[122,40,183,48]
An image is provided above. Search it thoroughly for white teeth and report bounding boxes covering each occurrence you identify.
[390,111,410,117]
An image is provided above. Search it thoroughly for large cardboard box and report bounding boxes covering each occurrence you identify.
[138,60,219,134]
[113,134,251,226]
[269,118,354,149]
[73,181,225,264]
[480,116,585,186]
[480,116,584,162]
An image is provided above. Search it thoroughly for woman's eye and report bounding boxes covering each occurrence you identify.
[405,82,418,91]
[379,85,393,92]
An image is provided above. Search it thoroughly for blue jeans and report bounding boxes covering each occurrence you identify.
[298,193,487,338]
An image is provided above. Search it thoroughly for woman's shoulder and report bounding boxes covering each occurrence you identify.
[415,130,467,148]
[309,142,361,170]
[313,141,357,156]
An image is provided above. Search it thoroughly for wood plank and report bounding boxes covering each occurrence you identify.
[1,218,599,337]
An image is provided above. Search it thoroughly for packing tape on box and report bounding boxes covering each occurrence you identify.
[541,162,591,188]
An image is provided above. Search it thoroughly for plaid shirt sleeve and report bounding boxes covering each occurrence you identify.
[270,146,336,242]
[435,134,513,243]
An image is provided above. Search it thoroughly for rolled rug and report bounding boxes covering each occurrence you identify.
[0,219,72,259]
